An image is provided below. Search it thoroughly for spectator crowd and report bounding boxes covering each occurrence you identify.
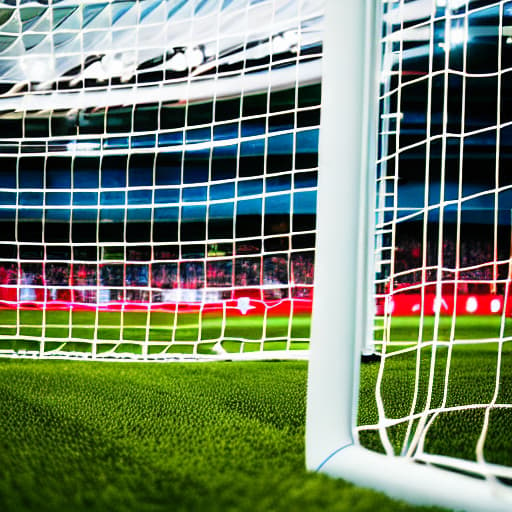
[1,235,504,304]
[0,252,315,303]
[391,237,503,293]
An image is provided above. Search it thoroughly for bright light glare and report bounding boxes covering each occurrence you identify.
[66,141,99,152]
[449,26,467,46]
[185,47,204,68]
[167,52,187,72]
[20,57,55,83]
[439,25,468,50]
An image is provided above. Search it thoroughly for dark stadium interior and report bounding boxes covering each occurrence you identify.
[0,75,319,300]
[373,1,512,292]
[388,2,512,193]
[2,1,512,299]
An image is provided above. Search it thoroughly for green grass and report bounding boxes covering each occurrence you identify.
[358,343,512,467]
[0,314,510,510]
[0,309,311,355]
[2,310,510,357]
[0,359,445,512]
[375,315,512,343]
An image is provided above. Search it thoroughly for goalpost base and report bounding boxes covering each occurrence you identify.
[313,444,512,512]
[360,353,382,364]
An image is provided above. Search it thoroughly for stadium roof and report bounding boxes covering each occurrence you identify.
[0,0,323,109]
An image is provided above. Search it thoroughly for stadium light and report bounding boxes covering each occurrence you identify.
[439,24,468,50]
[166,47,203,71]
[167,51,188,71]
[448,25,467,46]
[283,30,299,52]
[102,52,136,81]
[185,47,204,69]
[20,56,55,83]
[66,141,99,152]
[272,31,300,55]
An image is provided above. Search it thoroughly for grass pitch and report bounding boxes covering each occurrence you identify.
[0,314,510,511]
[0,359,445,512]
[375,314,512,344]
[0,309,311,355]
[359,343,512,468]
[1,309,510,357]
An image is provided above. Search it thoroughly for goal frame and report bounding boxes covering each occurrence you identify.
[305,1,512,511]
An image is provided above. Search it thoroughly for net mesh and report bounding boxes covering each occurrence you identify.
[0,0,323,359]
[363,0,512,486]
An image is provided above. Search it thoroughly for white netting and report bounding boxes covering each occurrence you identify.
[362,0,512,487]
[0,0,323,359]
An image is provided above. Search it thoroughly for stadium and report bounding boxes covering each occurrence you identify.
[0,0,322,358]
[0,1,511,511]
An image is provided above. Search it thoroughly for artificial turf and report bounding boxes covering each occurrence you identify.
[0,359,445,512]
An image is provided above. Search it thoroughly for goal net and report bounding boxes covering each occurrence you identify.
[307,0,512,510]
[0,0,323,360]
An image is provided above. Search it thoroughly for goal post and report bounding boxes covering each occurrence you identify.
[306,0,376,471]
[307,0,512,511]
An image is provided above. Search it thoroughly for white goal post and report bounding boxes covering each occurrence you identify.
[307,1,512,511]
